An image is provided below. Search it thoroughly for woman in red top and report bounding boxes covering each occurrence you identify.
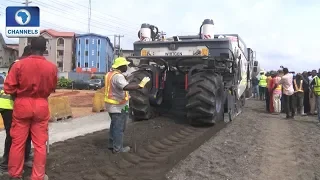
[268,71,276,113]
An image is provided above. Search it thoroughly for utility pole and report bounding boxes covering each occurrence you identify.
[88,0,91,33]
[22,0,32,6]
[113,35,124,57]
[19,0,32,56]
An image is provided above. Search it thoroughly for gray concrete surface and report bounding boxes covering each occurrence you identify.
[0,112,111,156]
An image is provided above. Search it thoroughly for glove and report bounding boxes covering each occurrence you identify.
[138,77,151,88]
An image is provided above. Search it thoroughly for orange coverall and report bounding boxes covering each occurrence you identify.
[4,55,57,180]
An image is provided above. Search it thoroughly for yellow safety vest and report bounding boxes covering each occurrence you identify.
[294,79,303,92]
[259,75,267,87]
[0,90,14,110]
[314,76,320,96]
[104,71,129,104]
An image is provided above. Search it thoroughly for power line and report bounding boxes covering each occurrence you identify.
[31,0,138,33]
[30,1,137,37]
[3,0,138,37]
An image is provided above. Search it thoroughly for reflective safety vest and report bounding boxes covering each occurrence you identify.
[104,71,129,105]
[259,75,267,87]
[0,90,14,110]
[314,76,320,96]
[294,79,303,92]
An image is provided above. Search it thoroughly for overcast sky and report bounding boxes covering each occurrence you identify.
[0,0,319,72]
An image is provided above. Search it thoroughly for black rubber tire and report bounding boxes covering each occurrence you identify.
[186,71,224,125]
[129,70,153,121]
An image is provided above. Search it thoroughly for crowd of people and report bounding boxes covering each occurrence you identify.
[252,68,320,123]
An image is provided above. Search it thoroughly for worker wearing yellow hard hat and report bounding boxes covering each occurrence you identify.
[111,57,131,69]
[105,57,150,153]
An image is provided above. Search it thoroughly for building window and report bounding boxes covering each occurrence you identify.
[85,51,88,56]
[77,62,80,67]
[57,38,64,46]
[57,62,63,68]
[78,51,80,56]
[98,39,100,44]
[92,39,95,44]
[85,62,88,67]
[97,63,99,68]
[92,50,94,56]
[97,51,100,56]
[78,39,80,44]
[85,39,88,44]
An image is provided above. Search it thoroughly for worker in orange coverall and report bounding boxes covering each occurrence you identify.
[4,36,57,180]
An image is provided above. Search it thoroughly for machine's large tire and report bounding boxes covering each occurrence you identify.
[186,71,224,125]
[129,70,153,121]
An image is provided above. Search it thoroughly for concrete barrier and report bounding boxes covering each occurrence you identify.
[92,92,105,112]
[48,96,73,121]
[0,114,3,129]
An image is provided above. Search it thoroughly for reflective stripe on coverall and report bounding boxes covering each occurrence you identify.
[104,70,129,104]
[4,55,58,180]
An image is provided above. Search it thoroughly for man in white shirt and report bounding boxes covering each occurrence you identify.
[276,68,295,118]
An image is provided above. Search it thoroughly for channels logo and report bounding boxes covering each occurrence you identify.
[6,6,40,38]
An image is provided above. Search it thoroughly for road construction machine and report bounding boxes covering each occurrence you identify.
[127,19,258,125]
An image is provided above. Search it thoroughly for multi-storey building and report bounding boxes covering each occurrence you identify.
[75,33,114,73]
[18,29,75,72]
[0,33,18,68]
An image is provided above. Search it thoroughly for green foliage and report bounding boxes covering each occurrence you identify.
[57,77,73,89]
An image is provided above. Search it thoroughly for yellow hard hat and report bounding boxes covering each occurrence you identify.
[112,57,130,69]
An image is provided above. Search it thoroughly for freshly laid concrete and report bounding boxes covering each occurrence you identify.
[0,112,111,156]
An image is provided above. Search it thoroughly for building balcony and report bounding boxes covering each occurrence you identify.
[57,56,63,62]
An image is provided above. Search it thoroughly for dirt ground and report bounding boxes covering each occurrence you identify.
[167,99,320,180]
[1,99,320,180]
[50,89,96,118]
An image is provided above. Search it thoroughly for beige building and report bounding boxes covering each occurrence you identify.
[0,33,18,68]
[19,29,75,72]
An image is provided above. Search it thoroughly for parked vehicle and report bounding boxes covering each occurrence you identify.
[71,79,104,90]
[72,80,90,90]
[88,79,104,90]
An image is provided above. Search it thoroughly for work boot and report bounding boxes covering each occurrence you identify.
[25,174,49,180]
[113,146,130,153]
[24,159,33,168]
[0,166,8,176]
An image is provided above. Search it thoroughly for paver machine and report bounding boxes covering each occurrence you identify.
[127,19,255,125]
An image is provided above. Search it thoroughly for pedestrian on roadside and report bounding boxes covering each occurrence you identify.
[258,71,267,101]
[252,76,259,99]
[275,68,295,119]
[293,73,308,115]
[309,70,318,115]
[0,45,33,176]
[4,36,58,180]
[271,71,282,114]
[302,71,311,114]
[105,57,150,153]
[268,71,276,113]
[310,71,320,123]
[265,72,272,112]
